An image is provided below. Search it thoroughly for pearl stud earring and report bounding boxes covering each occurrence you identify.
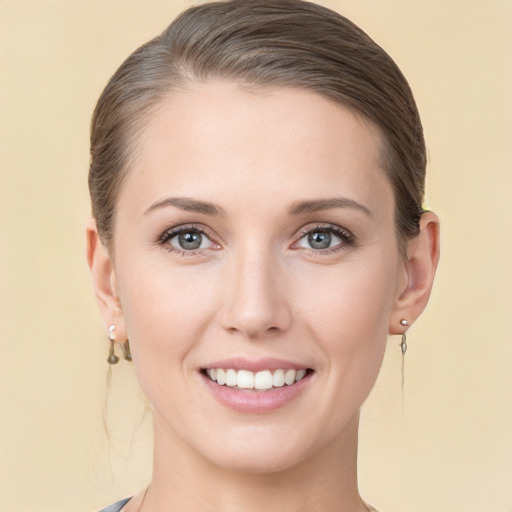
[107,324,120,365]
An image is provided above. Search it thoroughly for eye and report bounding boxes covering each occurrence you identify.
[293,224,355,252]
[159,225,219,253]
[305,230,335,250]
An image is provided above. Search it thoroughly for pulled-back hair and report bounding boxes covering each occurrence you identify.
[90,0,426,248]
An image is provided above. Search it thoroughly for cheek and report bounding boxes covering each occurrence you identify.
[296,254,398,386]
[116,261,220,372]
[301,256,396,335]
[115,264,225,421]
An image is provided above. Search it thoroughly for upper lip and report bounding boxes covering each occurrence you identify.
[201,357,311,372]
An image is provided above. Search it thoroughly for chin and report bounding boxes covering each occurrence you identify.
[207,444,306,475]
[191,422,324,475]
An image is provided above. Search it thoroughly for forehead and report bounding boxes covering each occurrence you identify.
[120,81,392,216]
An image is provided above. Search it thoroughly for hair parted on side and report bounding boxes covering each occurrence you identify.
[89,0,426,249]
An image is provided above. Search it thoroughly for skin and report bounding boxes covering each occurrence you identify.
[87,81,439,512]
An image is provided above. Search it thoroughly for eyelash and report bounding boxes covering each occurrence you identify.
[157,224,219,256]
[157,223,356,256]
[293,223,356,255]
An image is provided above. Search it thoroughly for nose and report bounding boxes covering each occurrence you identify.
[220,246,292,339]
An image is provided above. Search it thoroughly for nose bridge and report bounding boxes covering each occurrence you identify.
[221,239,290,338]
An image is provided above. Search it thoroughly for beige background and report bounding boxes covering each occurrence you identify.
[0,1,510,511]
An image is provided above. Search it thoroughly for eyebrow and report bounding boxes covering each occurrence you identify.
[144,196,371,218]
[144,197,224,216]
[288,197,372,217]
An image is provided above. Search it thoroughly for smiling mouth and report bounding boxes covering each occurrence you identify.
[202,368,313,391]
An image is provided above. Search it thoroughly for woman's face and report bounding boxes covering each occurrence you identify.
[110,81,407,472]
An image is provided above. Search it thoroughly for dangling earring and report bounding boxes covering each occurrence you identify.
[400,333,407,354]
[399,319,409,395]
[400,318,408,355]
[121,340,132,362]
[107,324,120,365]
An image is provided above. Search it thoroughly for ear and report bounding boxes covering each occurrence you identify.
[389,211,440,334]
[86,218,127,340]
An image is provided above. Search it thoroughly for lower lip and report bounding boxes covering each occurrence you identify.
[201,372,312,413]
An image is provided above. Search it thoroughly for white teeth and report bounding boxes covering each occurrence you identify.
[206,367,309,390]
[296,369,307,382]
[216,368,226,385]
[237,370,254,389]
[254,370,273,390]
[284,369,297,385]
[225,369,237,387]
[272,369,285,387]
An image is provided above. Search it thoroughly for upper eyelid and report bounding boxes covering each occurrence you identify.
[294,222,353,238]
[159,223,216,241]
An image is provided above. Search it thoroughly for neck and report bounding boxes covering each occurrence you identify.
[143,412,367,512]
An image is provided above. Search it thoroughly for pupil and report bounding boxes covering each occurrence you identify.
[308,231,331,249]
[179,231,202,250]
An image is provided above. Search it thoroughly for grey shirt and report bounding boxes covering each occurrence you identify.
[98,497,132,512]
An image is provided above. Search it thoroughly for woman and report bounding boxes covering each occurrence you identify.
[86,1,440,510]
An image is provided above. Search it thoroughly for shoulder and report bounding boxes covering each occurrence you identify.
[98,497,132,512]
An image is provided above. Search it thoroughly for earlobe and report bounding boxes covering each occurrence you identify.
[85,218,126,337]
[389,211,440,334]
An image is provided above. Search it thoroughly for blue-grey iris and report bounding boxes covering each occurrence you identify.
[308,231,331,249]
[179,231,202,250]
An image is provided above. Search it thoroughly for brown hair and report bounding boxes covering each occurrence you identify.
[89,0,426,249]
